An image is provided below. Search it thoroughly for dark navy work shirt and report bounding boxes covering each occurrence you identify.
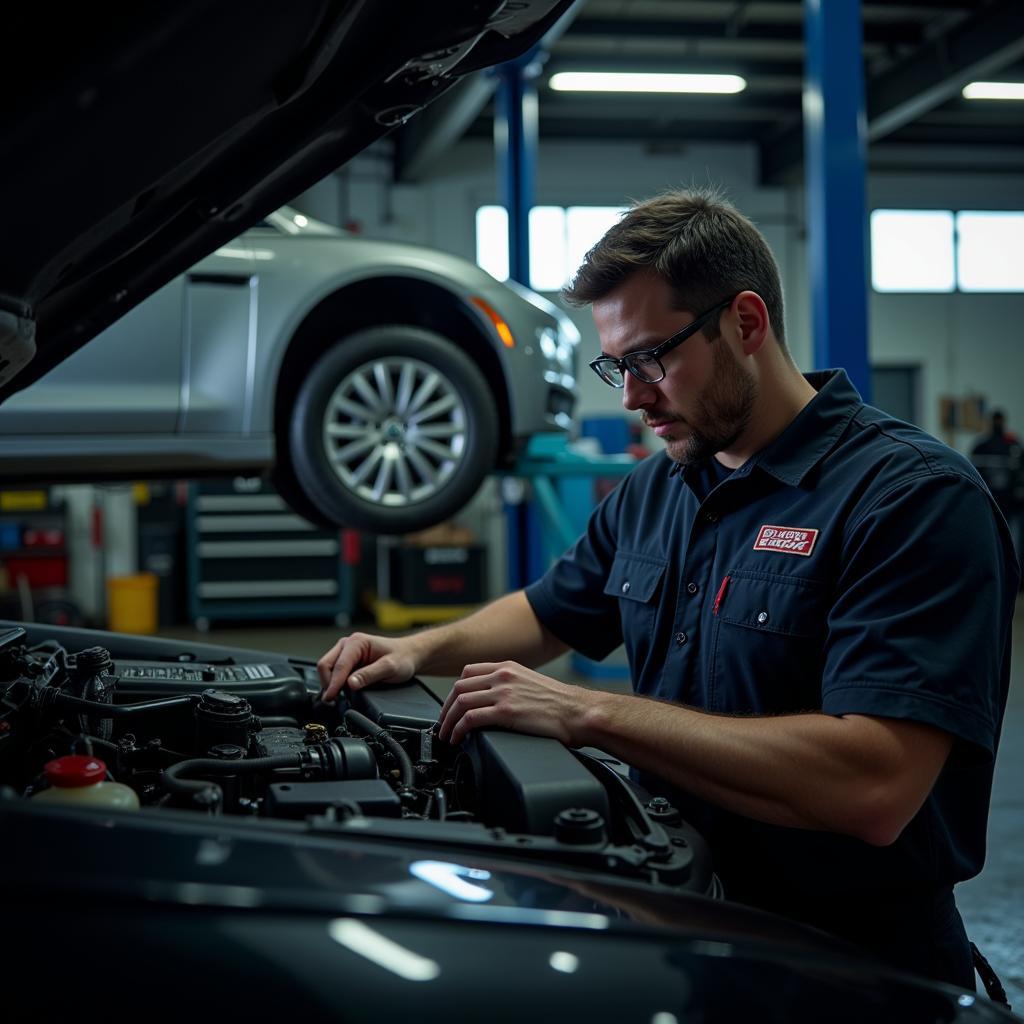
[526,370,1019,959]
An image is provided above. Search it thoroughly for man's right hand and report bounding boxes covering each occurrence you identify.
[317,633,419,703]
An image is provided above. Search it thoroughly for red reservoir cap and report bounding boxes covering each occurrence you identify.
[44,755,107,788]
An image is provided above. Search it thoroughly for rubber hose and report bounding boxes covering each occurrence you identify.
[343,709,414,788]
[55,693,196,717]
[159,753,299,802]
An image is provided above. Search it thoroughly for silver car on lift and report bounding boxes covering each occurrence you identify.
[0,207,578,534]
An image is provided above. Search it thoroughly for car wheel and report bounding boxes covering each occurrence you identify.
[269,462,337,530]
[287,325,499,534]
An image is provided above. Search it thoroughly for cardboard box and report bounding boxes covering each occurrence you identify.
[403,522,478,548]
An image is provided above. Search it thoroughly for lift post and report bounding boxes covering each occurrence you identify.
[803,0,872,401]
[494,49,541,287]
[503,436,637,591]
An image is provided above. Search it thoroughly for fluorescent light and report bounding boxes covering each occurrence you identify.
[293,214,309,227]
[550,72,746,94]
[549,951,580,974]
[962,81,1024,100]
[328,919,441,981]
[409,860,494,903]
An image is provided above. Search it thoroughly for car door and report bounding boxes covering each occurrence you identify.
[0,277,185,435]
[178,243,258,434]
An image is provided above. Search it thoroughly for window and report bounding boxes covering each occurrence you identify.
[475,204,626,291]
[565,207,627,282]
[529,206,568,291]
[956,212,1024,292]
[870,208,1024,293]
[870,210,955,293]
[475,206,509,283]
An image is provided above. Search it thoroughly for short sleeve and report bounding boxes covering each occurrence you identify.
[524,480,627,661]
[821,472,1017,759]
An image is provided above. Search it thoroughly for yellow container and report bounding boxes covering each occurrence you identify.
[33,778,140,810]
[107,572,159,634]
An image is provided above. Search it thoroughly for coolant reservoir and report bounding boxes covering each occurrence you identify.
[31,755,140,810]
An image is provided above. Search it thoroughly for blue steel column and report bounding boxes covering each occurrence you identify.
[803,0,872,401]
[494,52,540,286]
[495,51,542,590]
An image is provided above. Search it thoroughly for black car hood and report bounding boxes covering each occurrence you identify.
[0,794,819,942]
[0,0,572,401]
[3,800,1008,1022]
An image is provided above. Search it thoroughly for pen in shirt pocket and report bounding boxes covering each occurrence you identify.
[713,575,730,615]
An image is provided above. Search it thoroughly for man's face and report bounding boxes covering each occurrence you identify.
[591,271,756,466]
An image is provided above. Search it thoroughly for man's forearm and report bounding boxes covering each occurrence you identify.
[579,692,950,845]
[409,590,567,676]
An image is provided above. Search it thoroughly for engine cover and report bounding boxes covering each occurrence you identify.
[351,681,610,836]
[464,730,610,836]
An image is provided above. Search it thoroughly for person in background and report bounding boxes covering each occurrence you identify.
[971,410,1023,562]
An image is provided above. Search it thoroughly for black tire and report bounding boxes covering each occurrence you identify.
[269,462,337,531]
[286,325,499,534]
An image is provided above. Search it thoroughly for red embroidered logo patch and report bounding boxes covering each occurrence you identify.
[752,524,819,557]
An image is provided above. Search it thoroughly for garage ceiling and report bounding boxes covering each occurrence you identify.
[396,0,1024,184]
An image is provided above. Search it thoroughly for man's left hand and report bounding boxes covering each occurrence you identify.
[436,662,596,747]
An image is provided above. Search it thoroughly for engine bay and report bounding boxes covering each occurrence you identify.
[0,623,714,894]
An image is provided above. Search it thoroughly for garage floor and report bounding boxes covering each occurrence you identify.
[163,598,1024,1006]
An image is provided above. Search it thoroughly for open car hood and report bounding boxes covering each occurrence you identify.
[0,0,572,401]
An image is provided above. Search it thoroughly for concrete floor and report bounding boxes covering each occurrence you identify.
[163,599,1023,1005]
[956,602,1024,1008]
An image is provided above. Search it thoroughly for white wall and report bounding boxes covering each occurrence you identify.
[867,173,1024,450]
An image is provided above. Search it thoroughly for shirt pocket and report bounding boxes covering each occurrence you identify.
[709,569,828,714]
[603,551,667,668]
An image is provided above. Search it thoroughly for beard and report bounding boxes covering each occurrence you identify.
[655,339,757,467]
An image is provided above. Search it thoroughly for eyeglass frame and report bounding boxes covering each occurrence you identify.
[588,295,736,388]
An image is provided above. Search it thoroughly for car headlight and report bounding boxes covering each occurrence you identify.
[537,327,559,361]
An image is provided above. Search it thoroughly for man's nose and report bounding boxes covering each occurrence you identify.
[621,370,655,411]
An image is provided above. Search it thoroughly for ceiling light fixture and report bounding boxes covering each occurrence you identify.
[962,81,1024,100]
[549,72,746,95]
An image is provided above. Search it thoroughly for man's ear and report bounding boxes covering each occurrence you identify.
[733,291,770,356]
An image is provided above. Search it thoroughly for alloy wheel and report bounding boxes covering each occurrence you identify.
[321,356,468,507]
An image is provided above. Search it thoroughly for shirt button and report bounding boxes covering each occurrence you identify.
[757,611,769,624]
[621,581,631,594]
[705,512,718,523]
[686,582,698,595]
[675,632,688,646]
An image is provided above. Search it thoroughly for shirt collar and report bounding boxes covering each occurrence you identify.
[751,368,863,486]
[671,368,862,487]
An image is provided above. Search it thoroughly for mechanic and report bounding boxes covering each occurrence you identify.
[318,188,1019,988]
[971,410,1023,563]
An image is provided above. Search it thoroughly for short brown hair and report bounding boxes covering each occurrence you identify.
[563,187,787,348]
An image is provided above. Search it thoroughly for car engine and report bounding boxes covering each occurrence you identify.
[0,624,714,893]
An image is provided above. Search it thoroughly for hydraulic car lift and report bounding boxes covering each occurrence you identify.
[504,434,636,592]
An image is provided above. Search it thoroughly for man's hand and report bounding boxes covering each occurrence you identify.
[317,633,419,702]
[436,661,598,747]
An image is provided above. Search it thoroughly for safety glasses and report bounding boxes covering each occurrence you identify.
[589,296,735,388]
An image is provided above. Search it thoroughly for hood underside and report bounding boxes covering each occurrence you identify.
[0,0,571,400]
